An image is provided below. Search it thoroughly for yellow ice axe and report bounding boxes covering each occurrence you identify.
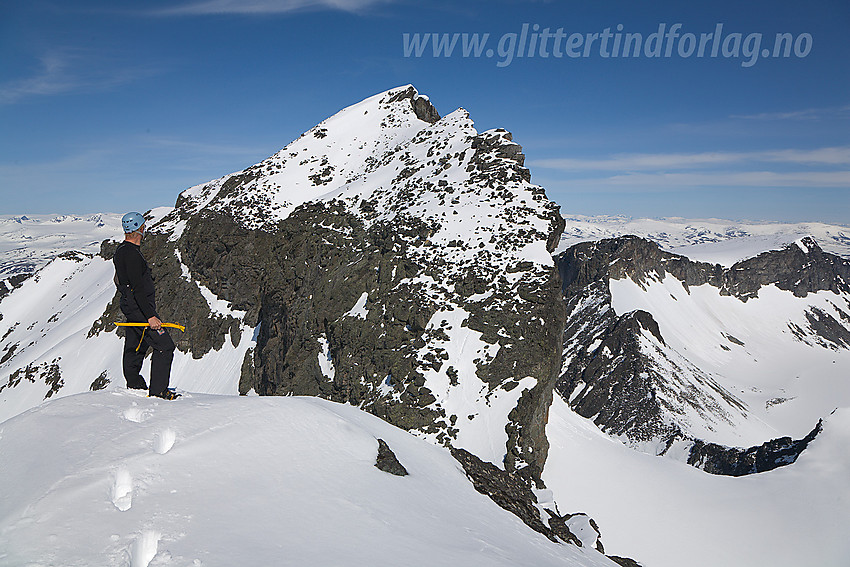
[114,322,186,332]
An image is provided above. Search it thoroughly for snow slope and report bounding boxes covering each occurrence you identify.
[558,215,850,265]
[0,390,616,567]
[609,275,850,446]
[543,394,850,567]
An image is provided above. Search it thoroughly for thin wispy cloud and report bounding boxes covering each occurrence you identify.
[529,147,850,172]
[600,171,850,188]
[730,104,850,121]
[0,149,114,175]
[0,49,161,105]
[0,53,77,104]
[539,170,850,193]
[147,137,271,157]
[154,0,392,15]
[0,137,267,180]
[141,137,277,172]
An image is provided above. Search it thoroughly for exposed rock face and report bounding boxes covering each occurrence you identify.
[451,446,580,544]
[0,274,31,302]
[565,234,850,302]
[688,420,823,476]
[452,447,640,564]
[388,85,441,124]
[555,235,845,475]
[803,306,850,349]
[374,438,408,476]
[557,238,736,449]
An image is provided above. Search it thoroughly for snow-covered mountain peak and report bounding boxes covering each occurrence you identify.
[154,85,558,276]
[0,86,562,493]
[157,84,446,234]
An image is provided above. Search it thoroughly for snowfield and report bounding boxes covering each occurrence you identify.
[0,390,617,567]
[543,394,850,567]
[609,275,850,446]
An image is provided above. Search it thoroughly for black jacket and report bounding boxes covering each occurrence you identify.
[113,241,158,322]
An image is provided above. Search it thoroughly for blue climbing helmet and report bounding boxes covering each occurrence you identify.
[122,211,146,233]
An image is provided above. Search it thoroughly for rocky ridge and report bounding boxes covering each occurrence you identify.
[556,235,849,474]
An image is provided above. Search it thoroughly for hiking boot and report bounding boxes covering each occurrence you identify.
[150,388,181,400]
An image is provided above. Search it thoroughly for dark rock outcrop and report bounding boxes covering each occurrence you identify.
[608,557,644,567]
[560,235,850,302]
[90,371,110,391]
[374,438,408,476]
[387,85,441,124]
[451,446,578,544]
[0,358,62,400]
[0,274,32,302]
[452,447,641,565]
[804,306,850,349]
[688,420,823,476]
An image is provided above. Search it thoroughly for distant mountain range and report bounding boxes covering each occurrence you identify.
[0,213,123,277]
[558,214,850,265]
[5,212,846,279]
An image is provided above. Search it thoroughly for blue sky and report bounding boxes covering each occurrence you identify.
[1,0,848,223]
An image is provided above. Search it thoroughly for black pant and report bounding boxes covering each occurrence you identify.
[123,323,175,396]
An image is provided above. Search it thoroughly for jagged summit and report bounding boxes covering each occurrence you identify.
[156,85,559,274]
[160,85,441,231]
[159,85,463,232]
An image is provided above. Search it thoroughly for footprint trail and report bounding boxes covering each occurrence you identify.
[129,530,160,567]
[112,468,133,512]
[154,428,176,455]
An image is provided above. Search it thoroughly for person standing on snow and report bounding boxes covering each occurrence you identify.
[113,212,178,399]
